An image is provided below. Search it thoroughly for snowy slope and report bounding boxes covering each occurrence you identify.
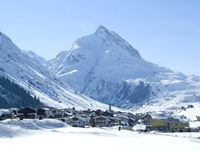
[0,119,200,150]
[0,31,109,110]
[1,26,199,114]
[47,25,200,110]
[22,50,46,66]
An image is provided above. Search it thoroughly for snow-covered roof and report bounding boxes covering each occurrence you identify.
[0,109,12,115]
[151,112,171,120]
[173,115,188,123]
[133,124,146,131]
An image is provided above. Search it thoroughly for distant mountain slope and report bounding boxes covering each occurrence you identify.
[22,50,46,66]
[0,31,109,110]
[48,25,200,109]
[1,26,199,112]
[0,76,43,108]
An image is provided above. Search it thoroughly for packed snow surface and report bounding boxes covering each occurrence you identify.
[0,119,200,150]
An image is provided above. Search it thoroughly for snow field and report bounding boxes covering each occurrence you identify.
[0,119,200,150]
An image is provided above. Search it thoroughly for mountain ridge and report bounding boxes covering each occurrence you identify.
[0,26,200,113]
[0,30,110,110]
[47,25,200,110]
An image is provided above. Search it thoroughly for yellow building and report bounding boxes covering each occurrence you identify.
[144,113,189,132]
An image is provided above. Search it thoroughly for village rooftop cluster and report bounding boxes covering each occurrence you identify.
[0,106,200,133]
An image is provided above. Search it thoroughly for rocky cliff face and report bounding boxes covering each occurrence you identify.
[48,25,200,109]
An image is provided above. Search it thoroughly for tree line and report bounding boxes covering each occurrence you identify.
[0,76,43,108]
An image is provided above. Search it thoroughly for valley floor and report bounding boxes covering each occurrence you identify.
[0,119,200,150]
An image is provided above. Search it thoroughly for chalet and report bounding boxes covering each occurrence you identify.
[66,116,87,127]
[78,110,92,119]
[48,108,64,119]
[63,112,71,118]
[18,107,37,119]
[78,114,91,124]
[94,116,109,127]
[108,117,120,127]
[114,114,129,127]
[0,113,10,120]
[0,109,15,120]
[37,108,50,119]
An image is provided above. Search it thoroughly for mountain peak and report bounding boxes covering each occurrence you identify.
[93,25,141,58]
[0,31,19,52]
[95,25,111,35]
[0,31,10,41]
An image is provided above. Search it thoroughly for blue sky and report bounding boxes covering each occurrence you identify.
[0,0,200,75]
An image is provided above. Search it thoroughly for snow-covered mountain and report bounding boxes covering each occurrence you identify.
[48,25,200,111]
[0,31,109,110]
[1,26,199,113]
[22,50,46,66]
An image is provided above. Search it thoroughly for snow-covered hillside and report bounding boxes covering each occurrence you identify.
[47,25,200,110]
[0,31,109,110]
[0,25,199,113]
